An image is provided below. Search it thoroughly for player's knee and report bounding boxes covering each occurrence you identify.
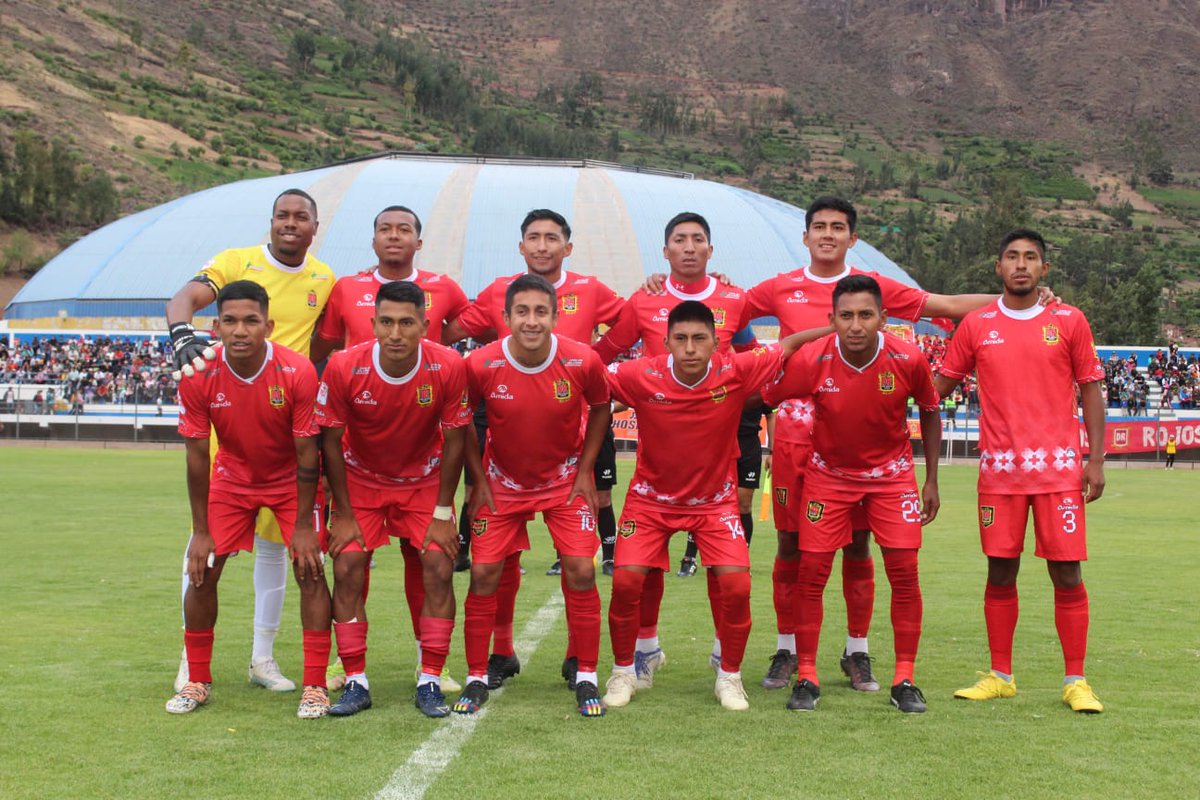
[422,554,453,585]
[561,557,595,591]
[716,569,751,602]
[468,561,504,595]
[1047,560,1082,589]
[986,556,1020,585]
[611,567,646,602]
[776,530,800,558]
[844,531,871,560]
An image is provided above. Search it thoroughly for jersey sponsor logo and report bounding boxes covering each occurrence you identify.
[710,385,728,404]
[571,277,589,285]
[417,383,434,406]
[712,307,727,327]
[307,290,318,308]
[719,512,745,540]
[1043,324,1060,345]
[425,363,442,371]
[210,391,232,410]
[471,519,488,537]
[353,367,370,374]
[980,505,995,528]
[888,351,910,360]
[619,519,636,538]
[486,359,507,369]
[354,390,378,406]
[878,371,896,394]
[561,293,578,313]
[317,383,329,405]
[268,385,286,409]
[786,289,808,304]
[649,391,671,405]
[576,507,596,532]
[310,272,329,280]
[355,292,375,307]
[806,500,825,523]
[774,487,788,506]
[490,383,514,401]
[245,265,264,273]
[652,307,670,322]
[982,330,1005,346]
[979,310,997,319]
[553,378,572,402]
[563,358,583,367]
[424,291,433,310]
[818,377,840,393]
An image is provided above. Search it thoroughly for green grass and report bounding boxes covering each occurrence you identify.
[1139,185,1200,211]
[1,449,1196,799]
[918,186,972,204]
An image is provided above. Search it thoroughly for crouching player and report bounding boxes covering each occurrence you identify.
[167,280,332,718]
[315,280,471,718]
[456,274,612,717]
[763,274,942,714]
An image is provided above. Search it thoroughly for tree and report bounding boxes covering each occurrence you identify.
[290,30,317,74]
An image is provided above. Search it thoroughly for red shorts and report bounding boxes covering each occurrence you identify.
[798,472,923,552]
[472,489,591,564]
[209,488,312,556]
[978,492,1088,561]
[344,476,439,553]
[771,439,809,531]
[614,497,749,570]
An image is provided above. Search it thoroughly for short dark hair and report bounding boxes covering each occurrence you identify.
[217,280,270,314]
[273,188,318,218]
[832,274,882,310]
[521,209,571,240]
[375,280,426,317]
[997,228,1047,260]
[664,212,711,244]
[805,196,857,232]
[667,300,715,333]
[374,205,423,235]
[505,273,557,315]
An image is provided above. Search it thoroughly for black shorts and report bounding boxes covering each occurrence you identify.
[737,434,763,489]
[593,426,617,490]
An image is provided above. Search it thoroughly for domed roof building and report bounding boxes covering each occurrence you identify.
[5,152,919,326]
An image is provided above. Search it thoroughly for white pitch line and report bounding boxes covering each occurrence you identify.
[375,591,566,800]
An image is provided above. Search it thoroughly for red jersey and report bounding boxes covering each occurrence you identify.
[314,340,472,487]
[606,346,784,509]
[315,268,470,347]
[938,299,1104,494]
[178,342,318,494]
[763,332,939,486]
[593,276,753,363]
[747,265,931,445]
[465,335,610,499]
[455,270,625,345]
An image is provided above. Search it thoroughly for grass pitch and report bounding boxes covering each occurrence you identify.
[0,448,1196,799]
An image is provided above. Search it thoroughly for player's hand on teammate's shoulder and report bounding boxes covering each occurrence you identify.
[920,481,940,525]
[1036,285,1061,306]
[641,272,733,294]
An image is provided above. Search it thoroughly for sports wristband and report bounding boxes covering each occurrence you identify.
[432,505,454,521]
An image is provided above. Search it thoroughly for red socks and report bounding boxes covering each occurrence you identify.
[716,571,752,673]
[638,568,664,639]
[419,616,453,677]
[706,568,723,632]
[464,590,499,677]
[400,541,424,641]
[609,568,646,667]
[983,581,1019,675]
[793,550,836,683]
[564,585,601,673]
[882,549,921,685]
[333,619,368,676]
[492,555,521,657]
[184,628,214,684]
[842,556,875,639]
[772,556,799,637]
[302,629,331,687]
[1054,583,1089,677]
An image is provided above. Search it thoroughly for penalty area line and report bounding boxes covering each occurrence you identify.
[374,591,565,800]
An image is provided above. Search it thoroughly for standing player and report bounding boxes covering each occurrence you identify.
[443,209,625,689]
[166,189,334,693]
[309,205,469,694]
[602,301,823,710]
[455,274,612,717]
[935,229,1106,713]
[315,280,470,718]
[762,275,942,714]
[166,281,332,718]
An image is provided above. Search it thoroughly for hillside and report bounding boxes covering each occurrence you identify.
[0,0,1198,340]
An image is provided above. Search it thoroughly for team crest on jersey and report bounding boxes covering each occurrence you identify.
[424,291,433,310]
[710,386,728,404]
[774,487,788,506]
[619,520,636,538]
[980,505,995,528]
[712,307,727,327]
[806,500,825,523]
[417,383,434,406]
[471,519,488,537]
[1043,324,1060,345]
[561,293,578,313]
[459,390,470,408]
[307,290,318,308]
[878,371,896,394]
[553,378,572,402]
[268,385,286,408]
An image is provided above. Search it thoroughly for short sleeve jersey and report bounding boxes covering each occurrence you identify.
[456,271,625,344]
[465,335,610,498]
[314,340,471,488]
[938,299,1104,494]
[194,245,335,357]
[315,268,470,348]
[606,345,784,509]
[746,265,931,446]
[763,332,939,486]
[178,341,318,493]
[593,276,753,363]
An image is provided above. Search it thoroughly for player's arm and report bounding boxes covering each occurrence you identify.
[917,404,941,524]
[291,435,323,581]
[166,280,219,373]
[309,335,341,365]
[933,374,960,399]
[1080,380,1106,503]
[463,421,494,519]
[444,288,499,346]
[779,325,834,357]
[923,287,1059,321]
[568,402,613,517]
[320,425,363,558]
[593,302,642,364]
[184,436,213,588]
[424,425,464,559]
[763,408,775,474]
